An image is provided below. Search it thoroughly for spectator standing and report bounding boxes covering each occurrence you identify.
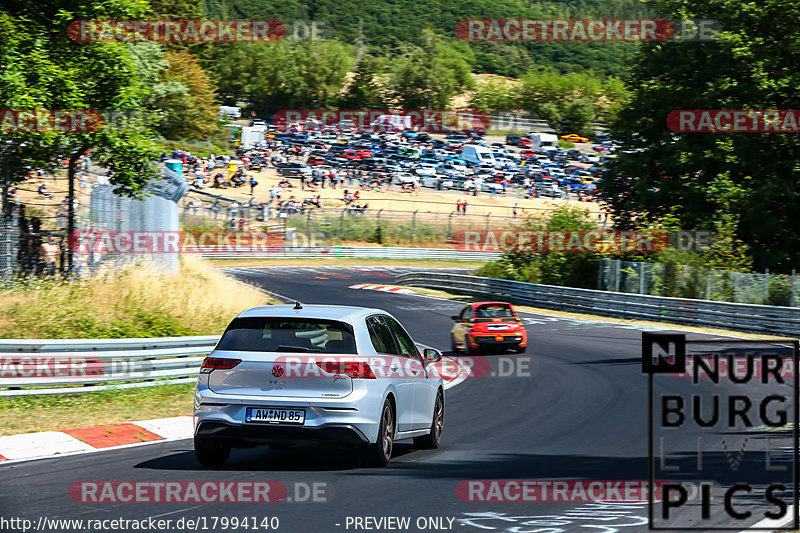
[40,237,59,277]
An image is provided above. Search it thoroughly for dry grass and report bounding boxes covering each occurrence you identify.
[0,383,195,436]
[0,256,272,339]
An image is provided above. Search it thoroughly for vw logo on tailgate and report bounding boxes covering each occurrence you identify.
[271,364,285,378]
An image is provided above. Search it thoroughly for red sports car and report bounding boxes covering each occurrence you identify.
[450,302,527,354]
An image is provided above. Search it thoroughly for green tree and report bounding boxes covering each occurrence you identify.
[602,0,800,271]
[468,80,517,112]
[0,3,162,272]
[517,69,626,134]
[389,29,473,109]
[160,49,220,139]
[206,41,352,113]
[339,55,387,109]
[476,205,600,287]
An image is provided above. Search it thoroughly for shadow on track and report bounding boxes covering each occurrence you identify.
[134,443,419,472]
[135,450,784,485]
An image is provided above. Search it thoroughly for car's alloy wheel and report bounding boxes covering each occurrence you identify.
[365,400,394,467]
[194,436,231,467]
[414,390,444,449]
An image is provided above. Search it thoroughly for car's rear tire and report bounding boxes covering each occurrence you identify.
[194,436,231,467]
[414,390,444,449]
[514,344,526,353]
[364,400,394,467]
[467,341,480,355]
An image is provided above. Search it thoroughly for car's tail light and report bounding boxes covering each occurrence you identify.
[200,357,242,373]
[315,361,376,379]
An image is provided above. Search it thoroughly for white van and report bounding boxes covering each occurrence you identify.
[240,125,267,148]
[461,145,496,166]
[527,133,559,151]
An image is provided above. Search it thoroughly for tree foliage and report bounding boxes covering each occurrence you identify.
[206,41,353,113]
[602,0,800,271]
[207,0,649,76]
[0,3,161,196]
[388,30,473,109]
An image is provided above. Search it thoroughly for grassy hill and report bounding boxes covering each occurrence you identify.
[202,0,655,77]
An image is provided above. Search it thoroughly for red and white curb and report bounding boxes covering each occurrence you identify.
[0,416,193,464]
[349,283,417,294]
[0,358,467,465]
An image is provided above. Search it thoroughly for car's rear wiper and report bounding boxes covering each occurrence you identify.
[275,345,322,353]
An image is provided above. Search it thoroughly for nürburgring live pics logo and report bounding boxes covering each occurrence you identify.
[643,332,799,530]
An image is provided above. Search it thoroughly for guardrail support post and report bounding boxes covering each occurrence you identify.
[639,262,645,294]
[447,212,454,243]
[764,269,769,303]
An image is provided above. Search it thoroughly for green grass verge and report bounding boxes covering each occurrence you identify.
[0,382,195,436]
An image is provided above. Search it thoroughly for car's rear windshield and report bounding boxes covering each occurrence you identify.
[216,317,357,353]
[474,305,515,318]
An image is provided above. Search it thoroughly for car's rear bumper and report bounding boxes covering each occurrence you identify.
[470,334,526,347]
[195,420,369,445]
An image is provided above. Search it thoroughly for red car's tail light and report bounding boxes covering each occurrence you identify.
[316,361,376,379]
[200,357,242,373]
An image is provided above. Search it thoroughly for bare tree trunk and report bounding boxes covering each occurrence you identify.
[66,147,87,276]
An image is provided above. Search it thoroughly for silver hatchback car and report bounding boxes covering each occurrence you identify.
[194,304,445,467]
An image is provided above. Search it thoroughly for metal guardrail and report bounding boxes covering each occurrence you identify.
[0,336,219,396]
[200,246,502,261]
[0,336,451,396]
[395,272,800,336]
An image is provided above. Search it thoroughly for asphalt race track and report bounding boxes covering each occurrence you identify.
[1,267,795,533]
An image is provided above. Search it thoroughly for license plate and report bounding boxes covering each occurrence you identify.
[245,408,305,425]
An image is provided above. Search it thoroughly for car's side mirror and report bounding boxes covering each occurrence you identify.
[451,315,459,321]
[423,348,442,364]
